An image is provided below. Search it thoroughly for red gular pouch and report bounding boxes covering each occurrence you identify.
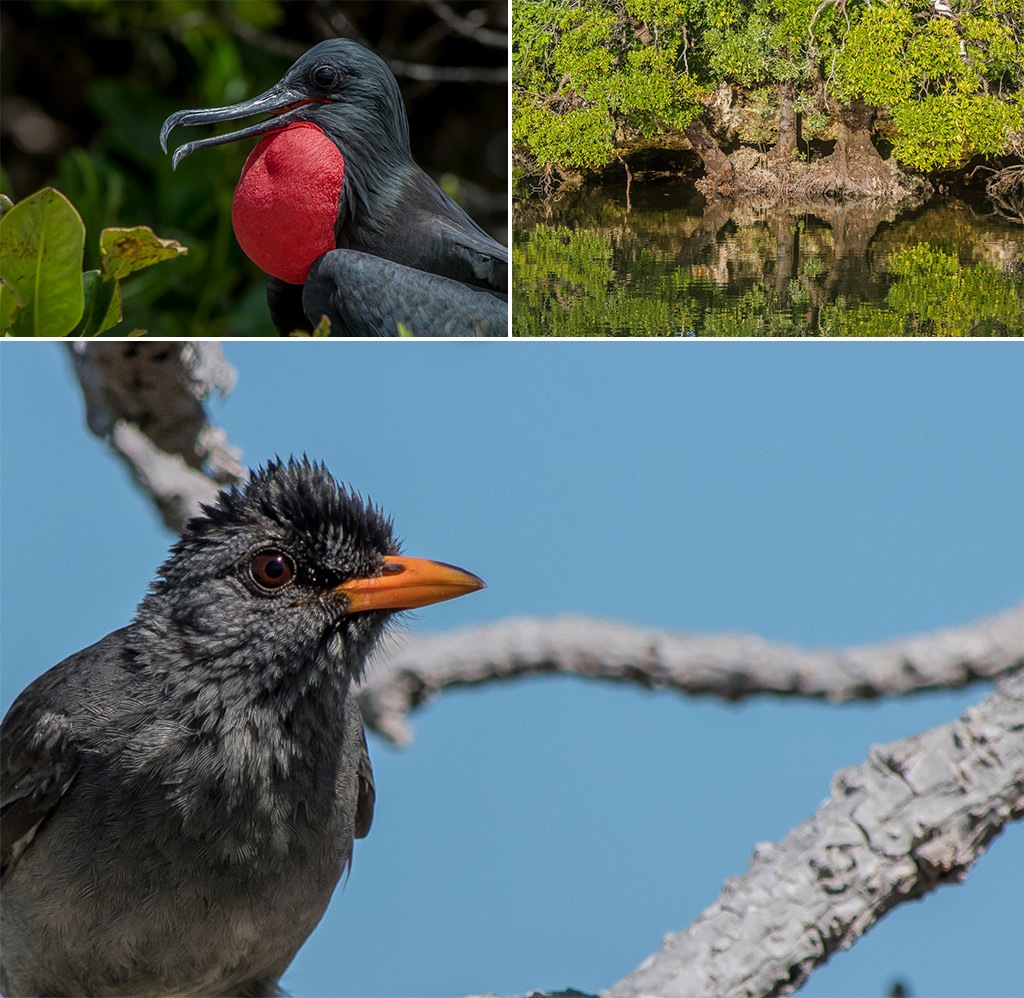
[231,122,345,285]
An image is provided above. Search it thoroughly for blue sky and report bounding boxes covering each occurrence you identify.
[2,342,1022,998]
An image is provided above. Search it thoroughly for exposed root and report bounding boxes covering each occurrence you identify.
[986,165,1024,224]
[693,146,931,207]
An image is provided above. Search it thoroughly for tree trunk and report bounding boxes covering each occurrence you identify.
[822,99,890,194]
[684,117,736,195]
[769,89,801,167]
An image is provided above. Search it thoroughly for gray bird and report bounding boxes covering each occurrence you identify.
[0,458,484,997]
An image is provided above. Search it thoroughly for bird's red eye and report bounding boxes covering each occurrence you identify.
[250,550,295,590]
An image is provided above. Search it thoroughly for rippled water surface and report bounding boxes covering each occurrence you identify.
[512,185,1024,336]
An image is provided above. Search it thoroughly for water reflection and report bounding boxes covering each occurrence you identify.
[512,185,1024,336]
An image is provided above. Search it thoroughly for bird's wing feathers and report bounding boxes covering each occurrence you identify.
[338,695,374,846]
[439,222,508,296]
[354,728,375,840]
[405,172,508,295]
[0,671,80,881]
[1,629,136,882]
[303,250,507,337]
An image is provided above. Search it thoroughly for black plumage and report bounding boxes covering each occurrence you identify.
[161,39,507,337]
[303,250,508,336]
[0,458,483,996]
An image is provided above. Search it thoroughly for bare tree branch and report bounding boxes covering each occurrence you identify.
[215,10,306,60]
[606,667,1024,998]
[357,609,1024,744]
[385,58,507,84]
[66,342,246,531]
[423,0,509,49]
[310,0,506,83]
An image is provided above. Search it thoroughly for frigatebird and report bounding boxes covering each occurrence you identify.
[160,39,507,337]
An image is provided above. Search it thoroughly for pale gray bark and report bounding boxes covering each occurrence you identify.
[67,341,246,530]
[606,667,1024,998]
[358,609,1024,744]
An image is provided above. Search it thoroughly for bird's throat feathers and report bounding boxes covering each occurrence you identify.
[231,122,345,285]
[128,602,370,709]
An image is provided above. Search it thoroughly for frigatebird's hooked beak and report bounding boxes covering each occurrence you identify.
[157,36,507,336]
[160,85,326,170]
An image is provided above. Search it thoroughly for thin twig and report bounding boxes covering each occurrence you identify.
[386,58,507,84]
[422,0,508,49]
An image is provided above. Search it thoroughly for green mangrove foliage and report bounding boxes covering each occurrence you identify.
[513,0,1023,176]
[514,0,702,171]
[833,1,1023,170]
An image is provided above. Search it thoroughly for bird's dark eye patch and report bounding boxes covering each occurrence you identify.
[249,549,296,591]
[312,65,339,90]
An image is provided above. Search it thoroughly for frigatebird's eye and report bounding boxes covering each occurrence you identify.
[312,65,339,90]
[249,549,296,591]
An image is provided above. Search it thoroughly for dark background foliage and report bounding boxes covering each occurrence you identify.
[0,0,508,335]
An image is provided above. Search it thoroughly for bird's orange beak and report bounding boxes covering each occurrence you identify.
[334,555,485,613]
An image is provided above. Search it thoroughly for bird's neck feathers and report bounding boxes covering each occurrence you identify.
[316,76,415,236]
[124,609,362,857]
[125,594,371,749]
[330,126,414,240]
[131,591,353,681]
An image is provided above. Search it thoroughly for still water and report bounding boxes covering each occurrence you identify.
[512,184,1024,336]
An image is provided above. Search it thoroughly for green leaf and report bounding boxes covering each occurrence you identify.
[0,195,14,220]
[288,315,332,337]
[0,187,86,336]
[0,278,26,330]
[73,270,123,337]
[99,226,187,282]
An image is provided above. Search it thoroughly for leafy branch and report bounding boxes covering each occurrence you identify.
[0,187,186,337]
